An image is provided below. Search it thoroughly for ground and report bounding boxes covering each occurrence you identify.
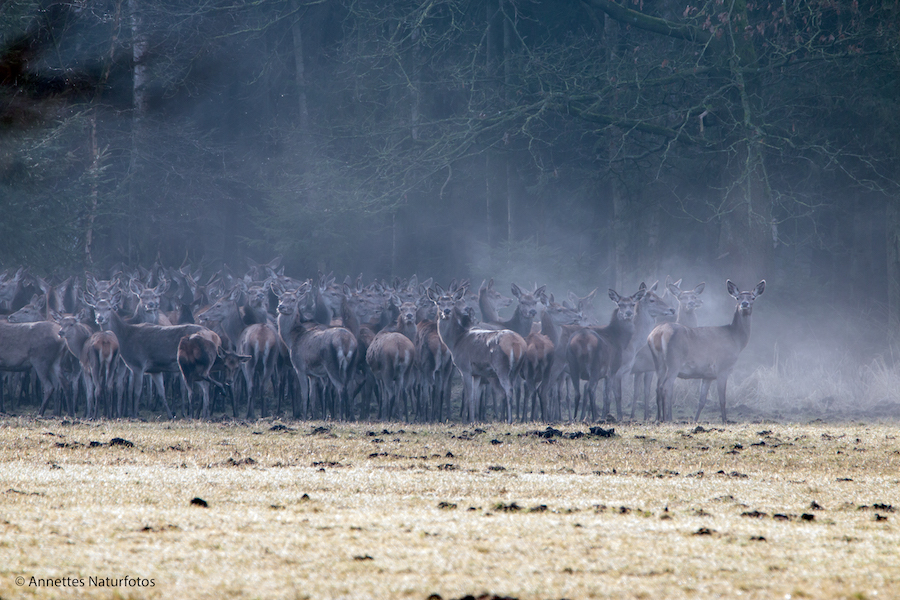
[0,417,898,599]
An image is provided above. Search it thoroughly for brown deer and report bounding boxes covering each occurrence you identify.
[649,280,765,424]
[0,319,68,415]
[178,329,249,420]
[237,323,282,419]
[539,295,588,421]
[479,281,546,338]
[430,285,527,424]
[129,279,172,325]
[0,267,27,314]
[88,292,206,419]
[609,281,674,420]
[273,282,358,420]
[630,278,704,419]
[366,329,416,421]
[567,285,646,422]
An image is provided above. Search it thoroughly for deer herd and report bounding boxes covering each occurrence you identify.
[0,258,765,424]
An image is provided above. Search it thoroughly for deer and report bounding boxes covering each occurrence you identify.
[88,292,206,419]
[649,280,765,424]
[0,319,68,415]
[6,275,63,323]
[630,278,706,420]
[0,267,28,314]
[366,329,416,421]
[236,323,282,419]
[129,279,172,325]
[273,281,358,421]
[429,285,527,424]
[523,297,585,422]
[178,329,250,420]
[543,290,595,420]
[566,285,646,422]
[197,285,247,351]
[58,315,122,419]
[476,279,514,321]
[606,281,675,421]
[478,280,546,338]
[363,296,419,420]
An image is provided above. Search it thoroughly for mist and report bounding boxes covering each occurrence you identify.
[2,0,899,420]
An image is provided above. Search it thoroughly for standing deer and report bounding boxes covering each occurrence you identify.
[609,281,674,421]
[630,278,705,419]
[237,323,282,419]
[0,268,27,314]
[479,281,546,337]
[178,329,248,420]
[430,286,527,424]
[366,329,416,421]
[649,280,765,424]
[0,319,68,415]
[89,293,205,419]
[273,282,358,420]
[567,285,646,422]
[129,279,172,325]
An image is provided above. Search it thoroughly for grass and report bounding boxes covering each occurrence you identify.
[0,417,898,599]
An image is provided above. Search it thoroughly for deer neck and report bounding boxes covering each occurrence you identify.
[729,306,752,348]
[632,300,656,340]
[540,312,558,345]
[224,301,248,337]
[677,305,698,328]
[62,325,91,356]
[106,309,129,339]
[437,309,468,350]
[505,306,533,337]
[478,289,500,323]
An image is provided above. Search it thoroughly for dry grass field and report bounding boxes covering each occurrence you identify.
[0,416,898,600]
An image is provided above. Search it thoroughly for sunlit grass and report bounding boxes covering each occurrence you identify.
[0,418,898,599]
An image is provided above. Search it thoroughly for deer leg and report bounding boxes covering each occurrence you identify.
[83,373,95,420]
[571,379,581,422]
[199,381,211,420]
[630,373,639,420]
[694,379,713,422]
[642,374,653,421]
[150,373,174,419]
[717,376,729,424]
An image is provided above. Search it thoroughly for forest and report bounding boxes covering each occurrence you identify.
[1,1,899,362]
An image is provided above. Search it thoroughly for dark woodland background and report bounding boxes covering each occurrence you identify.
[2,0,900,356]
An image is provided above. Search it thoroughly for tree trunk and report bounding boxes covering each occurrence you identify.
[128,0,149,265]
[886,198,900,350]
[84,112,100,267]
[291,2,309,137]
[716,0,772,285]
[502,0,514,245]
[611,176,629,292]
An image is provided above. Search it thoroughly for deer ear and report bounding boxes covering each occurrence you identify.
[648,281,658,293]
[666,282,681,297]
[633,287,646,301]
[510,283,522,298]
[608,289,621,302]
[726,280,740,298]
[694,282,706,295]
[753,280,766,297]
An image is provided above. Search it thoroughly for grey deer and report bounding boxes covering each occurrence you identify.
[649,280,765,424]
